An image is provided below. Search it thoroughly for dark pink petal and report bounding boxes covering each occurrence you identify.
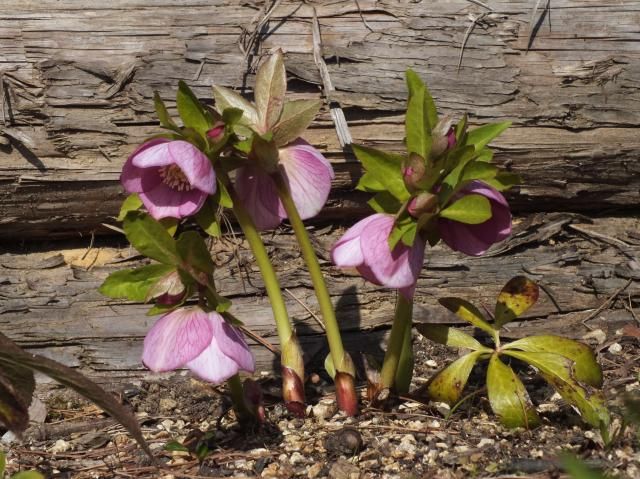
[360,214,425,289]
[235,166,282,231]
[330,214,380,268]
[213,317,255,373]
[278,140,334,221]
[139,183,209,220]
[166,141,216,194]
[142,308,214,373]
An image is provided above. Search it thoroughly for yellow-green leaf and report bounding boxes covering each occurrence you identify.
[438,297,496,337]
[427,351,484,405]
[255,50,287,131]
[440,194,491,225]
[415,323,489,351]
[494,276,539,328]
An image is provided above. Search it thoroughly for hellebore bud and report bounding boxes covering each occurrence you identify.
[408,192,438,218]
[206,121,226,144]
[281,332,306,417]
[243,378,266,424]
[430,115,456,159]
[146,270,187,305]
[402,153,426,193]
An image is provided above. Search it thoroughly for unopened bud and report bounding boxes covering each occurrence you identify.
[243,378,266,424]
[408,192,438,218]
[335,372,358,416]
[206,121,225,143]
[281,366,306,417]
[430,115,456,158]
[146,270,186,305]
[402,153,426,193]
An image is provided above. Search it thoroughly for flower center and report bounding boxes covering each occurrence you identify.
[158,164,193,191]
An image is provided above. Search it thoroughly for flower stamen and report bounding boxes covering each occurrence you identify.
[159,164,193,191]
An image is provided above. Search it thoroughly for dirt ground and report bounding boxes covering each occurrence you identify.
[2,326,639,479]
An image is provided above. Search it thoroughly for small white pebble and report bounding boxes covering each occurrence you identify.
[608,343,623,354]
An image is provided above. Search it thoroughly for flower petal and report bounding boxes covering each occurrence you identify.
[166,141,216,194]
[360,214,425,289]
[139,182,208,219]
[213,317,255,373]
[331,214,380,268]
[463,181,509,208]
[278,140,334,221]
[121,139,169,193]
[142,308,213,372]
[186,340,242,384]
[235,166,282,230]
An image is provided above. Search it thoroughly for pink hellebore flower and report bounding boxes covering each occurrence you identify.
[121,139,216,220]
[331,213,425,299]
[438,181,511,256]
[235,139,334,230]
[142,308,255,384]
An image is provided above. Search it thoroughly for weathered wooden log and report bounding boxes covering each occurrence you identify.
[1,1,639,239]
[2,214,638,383]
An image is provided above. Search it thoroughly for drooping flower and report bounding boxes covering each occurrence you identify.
[121,139,216,220]
[438,181,511,256]
[142,307,254,384]
[331,213,425,298]
[235,139,334,230]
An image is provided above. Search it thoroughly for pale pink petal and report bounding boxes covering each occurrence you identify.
[120,139,169,193]
[166,141,216,194]
[186,340,242,384]
[330,215,380,268]
[235,166,282,231]
[142,308,213,372]
[361,215,425,289]
[131,141,176,168]
[213,317,255,373]
[278,140,334,221]
[140,183,208,220]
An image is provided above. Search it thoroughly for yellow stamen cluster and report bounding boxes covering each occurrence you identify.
[158,164,193,191]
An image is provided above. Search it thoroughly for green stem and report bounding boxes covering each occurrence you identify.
[227,373,251,420]
[272,173,347,371]
[218,170,293,345]
[394,313,414,394]
[380,292,414,389]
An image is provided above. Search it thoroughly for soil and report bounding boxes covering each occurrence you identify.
[3,329,639,479]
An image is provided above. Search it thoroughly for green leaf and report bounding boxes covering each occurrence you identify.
[352,144,410,201]
[123,211,179,264]
[272,99,321,146]
[164,440,190,452]
[460,161,499,184]
[212,85,259,128]
[0,451,5,476]
[117,194,143,221]
[177,81,212,134]
[427,351,484,405]
[153,91,179,131]
[255,50,287,131]
[324,354,336,379]
[357,171,386,193]
[494,276,539,328]
[405,69,433,159]
[146,302,180,316]
[483,171,521,192]
[415,323,489,351]
[438,297,496,337]
[440,194,492,225]
[474,147,494,163]
[251,134,280,172]
[560,454,610,479]
[440,145,477,189]
[367,191,402,214]
[487,354,540,429]
[504,350,610,430]
[176,231,214,275]
[160,217,179,237]
[204,287,232,313]
[0,332,153,460]
[12,472,45,479]
[216,180,233,208]
[195,199,222,238]
[388,217,416,250]
[99,264,176,302]
[0,362,35,434]
[503,335,602,387]
[221,107,244,126]
[466,121,511,151]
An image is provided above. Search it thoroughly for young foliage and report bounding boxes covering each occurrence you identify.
[417,276,609,431]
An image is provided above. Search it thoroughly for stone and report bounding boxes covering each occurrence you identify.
[329,458,360,479]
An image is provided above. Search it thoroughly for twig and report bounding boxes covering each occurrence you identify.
[466,0,494,11]
[458,13,487,72]
[81,230,96,260]
[626,293,639,325]
[285,288,326,331]
[354,0,374,32]
[527,0,551,52]
[538,282,563,313]
[567,223,638,262]
[581,279,633,330]
[239,325,279,355]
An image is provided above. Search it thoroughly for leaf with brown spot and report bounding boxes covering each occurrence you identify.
[494,276,539,328]
[426,350,485,405]
[254,50,287,131]
[438,297,496,338]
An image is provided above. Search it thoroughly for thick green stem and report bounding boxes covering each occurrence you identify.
[380,292,414,390]
[227,373,252,420]
[394,315,414,394]
[272,173,346,369]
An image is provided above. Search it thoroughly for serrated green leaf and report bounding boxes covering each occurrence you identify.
[99,264,176,301]
[153,91,179,131]
[438,297,496,337]
[466,121,511,151]
[415,323,489,351]
[503,350,610,430]
[487,354,540,429]
[123,211,179,265]
[367,191,402,214]
[12,472,45,479]
[272,99,321,146]
[0,332,152,459]
[357,171,386,193]
[118,194,143,222]
[212,85,259,128]
[427,351,484,405]
[352,144,410,201]
[195,199,222,238]
[177,81,212,134]
[440,194,491,225]
[255,50,287,131]
[405,69,433,159]
[503,335,602,387]
[176,231,214,275]
[494,276,539,328]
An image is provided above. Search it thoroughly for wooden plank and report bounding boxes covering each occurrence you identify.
[2,214,638,383]
[1,1,640,239]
